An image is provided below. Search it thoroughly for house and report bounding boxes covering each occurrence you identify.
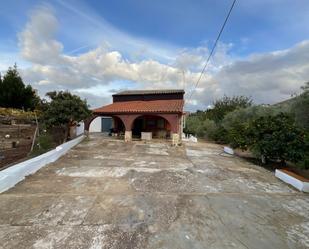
[85,89,185,144]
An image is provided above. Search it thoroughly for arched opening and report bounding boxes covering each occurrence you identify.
[86,115,125,136]
[111,116,125,136]
[132,115,171,139]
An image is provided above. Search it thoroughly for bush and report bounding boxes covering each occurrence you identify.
[31,132,55,156]
[292,82,309,130]
[185,95,252,140]
[209,125,229,144]
[222,105,277,149]
[184,115,204,136]
[296,131,309,169]
[202,119,218,140]
[246,113,306,165]
[206,95,253,123]
[185,116,219,139]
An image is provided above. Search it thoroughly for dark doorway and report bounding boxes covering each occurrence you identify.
[132,118,143,137]
[132,115,171,139]
[101,117,112,132]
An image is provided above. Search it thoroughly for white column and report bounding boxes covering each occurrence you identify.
[125,131,132,142]
[172,133,180,146]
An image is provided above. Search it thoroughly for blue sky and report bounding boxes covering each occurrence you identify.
[0,0,309,109]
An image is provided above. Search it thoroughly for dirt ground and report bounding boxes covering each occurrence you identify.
[0,134,308,249]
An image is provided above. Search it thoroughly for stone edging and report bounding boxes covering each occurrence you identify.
[275,169,309,192]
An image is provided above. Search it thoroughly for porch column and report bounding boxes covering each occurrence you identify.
[125,131,132,142]
[115,114,139,142]
[172,133,180,146]
[160,114,181,145]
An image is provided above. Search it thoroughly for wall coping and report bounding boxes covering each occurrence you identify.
[0,135,85,193]
[275,169,309,192]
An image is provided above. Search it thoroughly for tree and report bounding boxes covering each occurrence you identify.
[222,105,278,149]
[206,95,253,123]
[0,64,39,110]
[292,82,309,130]
[246,113,306,165]
[43,91,92,141]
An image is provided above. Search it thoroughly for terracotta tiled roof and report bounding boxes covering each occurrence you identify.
[93,99,184,114]
[113,89,184,96]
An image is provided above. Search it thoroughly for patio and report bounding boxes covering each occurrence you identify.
[0,134,308,248]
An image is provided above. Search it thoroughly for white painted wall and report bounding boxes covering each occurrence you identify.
[89,116,102,132]
[89,116,112,133]
[0,135,85,193]
[275,169,309,192]
[76,121,84,136]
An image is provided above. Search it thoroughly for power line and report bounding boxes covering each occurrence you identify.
[188,0,237,102]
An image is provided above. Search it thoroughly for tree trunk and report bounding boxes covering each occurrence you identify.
[64,123,70,142]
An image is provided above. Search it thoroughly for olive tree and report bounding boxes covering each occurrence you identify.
[43,91,91,141]
[246,113,306,165]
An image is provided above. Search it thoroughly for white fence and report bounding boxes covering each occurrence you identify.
[0,135,85,193]
[182,133,198,143]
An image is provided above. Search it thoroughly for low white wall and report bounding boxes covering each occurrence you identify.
[182,133,198,143]
[224,146,234,155]
[89,116,102,132]
[76,121,84,136]
[275,169,309,192]
[0,135,85,193]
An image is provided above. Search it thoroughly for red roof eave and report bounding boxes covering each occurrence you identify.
[93,99,184,114]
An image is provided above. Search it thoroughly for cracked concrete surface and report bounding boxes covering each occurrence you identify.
[0,134,308,249]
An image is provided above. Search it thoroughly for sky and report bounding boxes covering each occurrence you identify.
[0,0,309,110]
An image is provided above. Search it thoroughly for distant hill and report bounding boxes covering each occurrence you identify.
[272,96,297,110]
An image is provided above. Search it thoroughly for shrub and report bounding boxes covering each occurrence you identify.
[31,132,55,156]
[222,105,277,149]
[185,116,219,139]
[292,82,309,130]
[296,131,309,169]
[209,125,229,144]
[202,119,218,140]
[246,113,306,165]
[184,115,204,136]
[206,95,253,123]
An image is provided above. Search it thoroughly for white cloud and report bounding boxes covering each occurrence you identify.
[213,41,309,104]
[19,6,63,65]
[16,5,309,111]
[17,6,206,105]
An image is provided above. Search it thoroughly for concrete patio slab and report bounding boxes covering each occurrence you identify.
[0,134,308,248]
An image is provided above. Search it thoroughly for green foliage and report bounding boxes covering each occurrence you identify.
[201,119,218,140]
[246,113,306,165]
[0,64,39,110]
[184,115,202,136]
[185,95,252,144]
[206,95,253,123]
[43,91,91,140]
[296,131,309,169]
[208,125,229,144]
[31,132,55,157]
[186,90,308,169]
[0,107,39,119]
[222,105,277,149]
[292,82,309,130]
